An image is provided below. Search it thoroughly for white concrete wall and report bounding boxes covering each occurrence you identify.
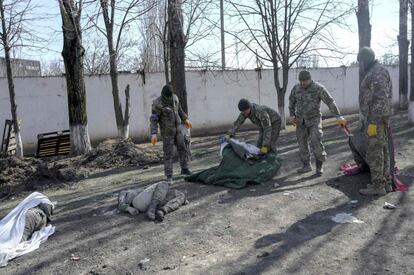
[0,65,402,152]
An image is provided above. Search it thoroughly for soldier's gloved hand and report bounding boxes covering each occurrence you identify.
[367,123,377,137]
[184,119,193,129]
[336,116,347,127]
[290,116,297,127]
[260,146,269,154]
[151,134,157,145]
[224,134,232,140]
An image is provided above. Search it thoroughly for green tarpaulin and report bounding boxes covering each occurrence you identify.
[185,142,281,189]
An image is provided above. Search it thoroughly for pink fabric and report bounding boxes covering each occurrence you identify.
[340,162,362,176]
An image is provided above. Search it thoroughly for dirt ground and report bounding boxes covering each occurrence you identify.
[1,113,414,275]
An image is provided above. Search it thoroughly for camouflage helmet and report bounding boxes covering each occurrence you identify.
[298,70,311,81]
[357,47,375,64]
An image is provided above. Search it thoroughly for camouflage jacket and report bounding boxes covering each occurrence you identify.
[229,103,281,147]
[359,61,393,124]
[289,81,341,120]
[150,94,188,136]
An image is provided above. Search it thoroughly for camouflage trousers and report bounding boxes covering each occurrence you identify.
[366,121,390,189]
[257,121,281,153]
[21,207,47,242]
[163,130,189,178]
[296,117,326,165]
[152,181,187,214]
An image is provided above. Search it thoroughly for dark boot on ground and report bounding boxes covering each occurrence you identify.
[385,182,394,193]
[297,164,312,173]
[166,176,173,185]
[146,201,159,221]
[181,168,192,175]
[359,184,386,196]
[316,160,324,176]
[156,210,165,221]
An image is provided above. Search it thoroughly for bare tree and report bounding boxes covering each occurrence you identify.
[220,0,225,70]
[228,0,353,127]
[58,0,92,155]
[168,0,188,113]
[139,0,215,85]
[399,0,409,109]
[90,0,151,139]
[0,0,41,158]
[83,37,110,74]
[409,0,414,124]
[42,59,65,76]
[357,0,371,82]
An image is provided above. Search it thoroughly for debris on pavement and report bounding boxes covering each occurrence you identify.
[331,213,364,224]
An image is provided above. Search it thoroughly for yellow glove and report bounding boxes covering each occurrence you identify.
[336,116,347,127]
[184,119,192,129]
[367,123,377,137]
[151,134,157,145]
[290,116,297,127]
[260,146,269,154]
[224,134,231,140]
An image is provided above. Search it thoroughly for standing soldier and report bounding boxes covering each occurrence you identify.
[357,47,393,196]
[150,85,192,182]
[227,99,281,154]
[289,70,347,176]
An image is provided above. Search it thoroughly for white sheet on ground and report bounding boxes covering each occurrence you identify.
[220,138,260,158]
[0,192,55,267]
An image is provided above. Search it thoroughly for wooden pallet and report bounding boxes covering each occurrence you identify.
[36,130,71,158]
[1,120,16,158]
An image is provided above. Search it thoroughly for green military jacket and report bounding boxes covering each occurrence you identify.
[229,103,281,147]
[359,61,393,124]
[289,81,341,120]
[150,94,188,137]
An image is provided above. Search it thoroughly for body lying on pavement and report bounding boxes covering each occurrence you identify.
[21,203,53,242]
[117,181,188,221]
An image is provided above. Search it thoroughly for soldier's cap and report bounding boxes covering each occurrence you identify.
[357,47,375,64]
[161,85,173,97]
[298,70,311,81]
[238,98,251,112]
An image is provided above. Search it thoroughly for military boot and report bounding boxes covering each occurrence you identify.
[359,184,386,196]
[156,209,165,221]
[385,182,394,193]
[316,160,324,176]
[297,164,312,174]
[181,168,192,175]
[166,176,173,185]
[146,201,159,221]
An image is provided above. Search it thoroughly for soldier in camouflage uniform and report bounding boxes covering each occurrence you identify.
[21,203,53,242]
[289,70,347,176]
[357,47,393,196]
[227,99,281,154]
[150,85,193,182]
[118,181,188,221]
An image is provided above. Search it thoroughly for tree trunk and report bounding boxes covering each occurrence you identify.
[399,0,409,110]
[168,0,188,114]
[109,50,128,138]
[220,0,225,70]
[272,61,287,130]
[100,0,128,139]
[357,0,371,83]
[409,1,414,124]
[59,0,92,156]
[0,3,23,158]
[123,84,131,138]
